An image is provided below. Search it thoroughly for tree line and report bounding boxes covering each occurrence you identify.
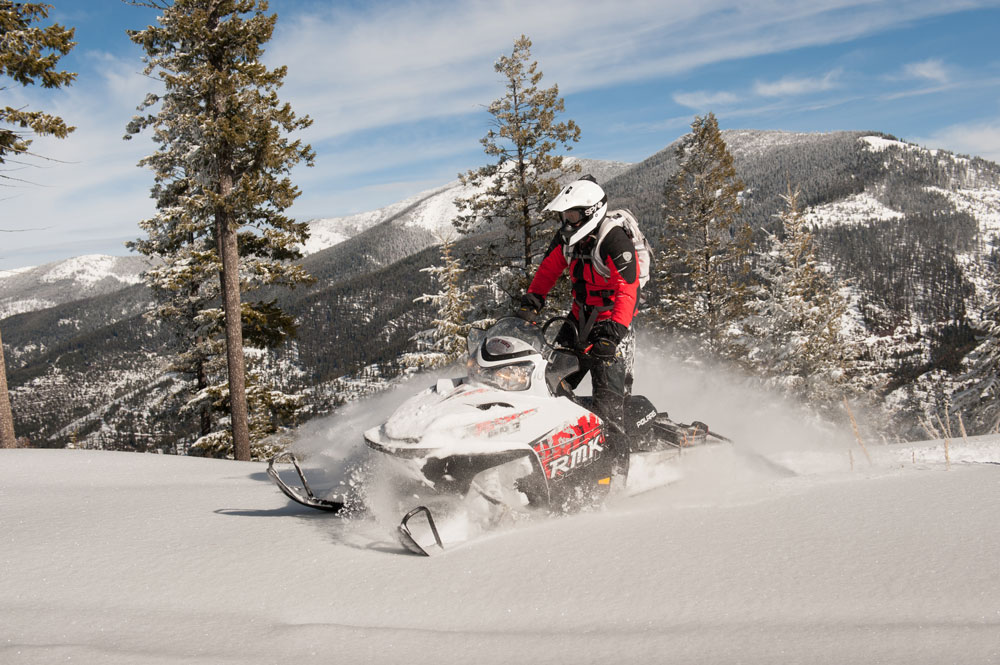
[3,4,998,455]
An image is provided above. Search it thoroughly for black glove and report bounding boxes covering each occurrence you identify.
[590,336,618,361]
[589,320,627,361]
[516,292,545,323]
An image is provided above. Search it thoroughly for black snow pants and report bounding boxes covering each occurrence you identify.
[557,317,635,475]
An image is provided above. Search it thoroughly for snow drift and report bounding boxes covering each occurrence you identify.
[3,383,999,664]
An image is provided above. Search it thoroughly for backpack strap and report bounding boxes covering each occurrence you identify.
[589,214,625,280]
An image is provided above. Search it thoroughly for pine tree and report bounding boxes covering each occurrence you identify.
[740,184,852,405]
[130,224,222,441]
[454,35,580,308]
[655,113,751,353]
[404,234,489,369]
[1,1,76,449]
[951,257,1000,434]
[126,0,314,460]
[0,1,75,179]
[188,348,305,460]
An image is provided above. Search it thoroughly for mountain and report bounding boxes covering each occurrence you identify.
[2,135,999,450]
[0,159,632,320]
[0,254,151,319]
[299,156,633,254]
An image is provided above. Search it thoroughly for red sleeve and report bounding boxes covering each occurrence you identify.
[527,241,568,297]
[607,255,638,328]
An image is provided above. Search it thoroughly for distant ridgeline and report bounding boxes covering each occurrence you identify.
[2,132,998,450]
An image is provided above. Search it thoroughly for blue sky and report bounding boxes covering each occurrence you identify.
[2,0,1000,271]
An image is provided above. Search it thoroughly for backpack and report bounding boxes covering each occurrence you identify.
[566,209,653,289]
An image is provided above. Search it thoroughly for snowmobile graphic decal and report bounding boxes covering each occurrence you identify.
[533,413,605,479]
[464,408,538,438]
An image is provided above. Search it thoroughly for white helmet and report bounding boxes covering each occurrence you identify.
[543,176,608,246]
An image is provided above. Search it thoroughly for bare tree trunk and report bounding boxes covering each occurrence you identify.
[0,325,17,448]
[196,350,212,439]
[208,17,250,461]
[216,209,251,462]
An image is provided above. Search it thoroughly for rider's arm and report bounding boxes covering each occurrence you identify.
[599,226,639,329]
[527,235,568,298]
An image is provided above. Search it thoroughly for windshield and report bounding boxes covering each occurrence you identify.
[467,317,546,358]
[467,317,579,396]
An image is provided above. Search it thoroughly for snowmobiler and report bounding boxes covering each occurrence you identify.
[518,175,648,482]
[268,316,731,556]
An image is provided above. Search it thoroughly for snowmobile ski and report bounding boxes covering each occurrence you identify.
[267,451,346,513]
[397,506,444,556]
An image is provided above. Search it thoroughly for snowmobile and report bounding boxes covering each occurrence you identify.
[268,316,732,556]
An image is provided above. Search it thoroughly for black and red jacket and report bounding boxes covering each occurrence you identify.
[527,223,639,334]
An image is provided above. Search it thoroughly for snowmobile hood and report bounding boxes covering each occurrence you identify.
[364,378,556,458]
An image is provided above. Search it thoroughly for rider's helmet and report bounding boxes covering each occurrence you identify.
[543,175,608,247]
[470,335,543,391]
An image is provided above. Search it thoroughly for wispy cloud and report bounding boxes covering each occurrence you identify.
[268,0,987,140]
[671,68,843,112]
[911,120,1000,163]
[4,0,999,270]
[2,51,156,257]
[753,69,842,97]
[900,58,951,83]
[672,90,741,109]
[880,75,1000,101]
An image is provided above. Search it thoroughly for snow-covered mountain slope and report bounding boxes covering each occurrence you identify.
[802,135,1000,231]
[2,435,997,664]
[299,157,632,256]
[0,254,150,319]
[300,180,463,255]
[0,160,631,318]
[803,190,906,227]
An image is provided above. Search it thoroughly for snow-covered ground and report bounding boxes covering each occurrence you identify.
[37,255,144,287]
[0,254,150,319]
[930,185,1000,237]
[3,366,999,664]
[804,190,905,228]
[860,135,930,155]
[299,181,462,256]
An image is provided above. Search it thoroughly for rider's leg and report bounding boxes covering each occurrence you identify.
[591,353,630,482]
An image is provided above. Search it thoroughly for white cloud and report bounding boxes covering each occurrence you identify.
[900,58,951,83]
[4,0,998,270]
[1,50,157,268]
[753,69,842,97]
[673,90,741,109]
[671,68,843,113]
[268,0,985,140]
[912,120,1000,164]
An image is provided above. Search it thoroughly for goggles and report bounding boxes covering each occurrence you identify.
[560,208,585,227]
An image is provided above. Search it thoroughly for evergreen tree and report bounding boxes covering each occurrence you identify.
[951,258,1000,434]
[654,113,751,353]
[404,234,489,369]
[126,0,314,460]
[130,225,221,441]
[0,1,75,179]
[454,34,580,308]
[1,1,76,449]
[188,348,305,460]
[739,184,852,406]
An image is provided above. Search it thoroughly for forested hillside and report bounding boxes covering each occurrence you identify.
[2,132,998,450]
